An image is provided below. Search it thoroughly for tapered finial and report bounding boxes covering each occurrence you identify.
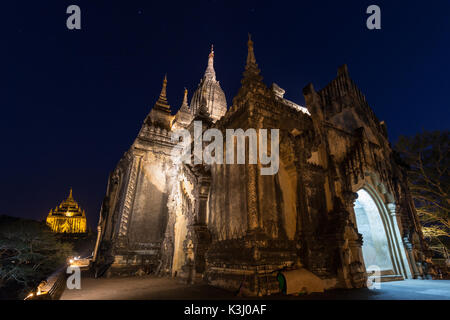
[241,33,263,85]
[182,88,188,106]
[246,33,256,66]
[151,73,171,113]
[159,74,168,100]
[204,45,216,81]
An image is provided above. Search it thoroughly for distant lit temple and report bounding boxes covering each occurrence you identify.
[46,189,87,233]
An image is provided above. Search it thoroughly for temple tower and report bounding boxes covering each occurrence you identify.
[93,38,427,292]
[93,76,177,275]
[46,188,87,233]
[190,46,227,122]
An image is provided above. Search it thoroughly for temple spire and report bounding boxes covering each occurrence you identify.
[146,74,173,130]
[246,33,257,66]
[159,74,168,102]
[242,33,263,83]
[203,45,216,81]
[68,188,73,200]
[172,87,192,129]
[153,74,171,111]
[182,88,188,107]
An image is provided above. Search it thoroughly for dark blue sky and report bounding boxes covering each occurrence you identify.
[1,1,449,229]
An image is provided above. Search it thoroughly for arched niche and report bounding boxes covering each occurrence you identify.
[275,160,298,240]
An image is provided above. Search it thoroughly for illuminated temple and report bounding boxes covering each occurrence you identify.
[93,37,430,295]
[46,189,87,233]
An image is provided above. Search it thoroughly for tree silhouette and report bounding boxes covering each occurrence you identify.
[395,131,449,260]
[0,215,73,299]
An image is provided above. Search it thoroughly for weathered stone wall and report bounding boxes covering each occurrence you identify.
[128,153,169,245]
[208,164,247,240]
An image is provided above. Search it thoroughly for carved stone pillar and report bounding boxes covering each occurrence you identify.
[403,236,421,279]
[197,176,211,224]
[337,193,367,288]
[387,203,413,279]
[246,164,259,232]
[342,191,358,226]
[117,155,142,239]
[193,175,211,275]
[92,225,102,263]
[191,224,210,274]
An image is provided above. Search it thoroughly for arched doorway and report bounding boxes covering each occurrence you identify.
[354,189,395,274]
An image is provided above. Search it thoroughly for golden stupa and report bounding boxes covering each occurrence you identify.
[46,188,87,233]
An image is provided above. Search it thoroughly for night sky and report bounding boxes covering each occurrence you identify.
[2,1,449,229]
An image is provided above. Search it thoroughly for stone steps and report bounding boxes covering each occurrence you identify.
[369,274,404,283]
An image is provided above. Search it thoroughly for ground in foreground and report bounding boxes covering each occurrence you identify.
[60,272,450,300]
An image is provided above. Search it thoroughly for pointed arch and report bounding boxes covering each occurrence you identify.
[351,181,412,279]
